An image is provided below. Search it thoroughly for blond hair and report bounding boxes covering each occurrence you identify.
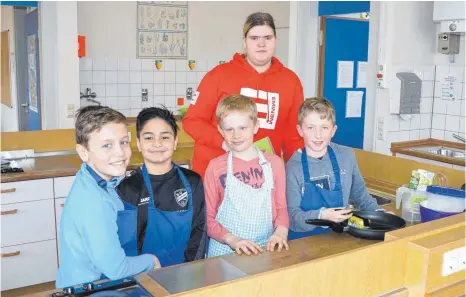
[216,95,258,123]
[243,12,276,38]
[298,97,336,125]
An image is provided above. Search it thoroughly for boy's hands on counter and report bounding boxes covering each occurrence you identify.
[152,255,161,269]
[321,208,353,223]
[266,226,289,252]
[224,233,263,256]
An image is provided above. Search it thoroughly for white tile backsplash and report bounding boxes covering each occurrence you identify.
[93,84,106,98]
[420,97,433,114]
[388,115,400,132]
[118,71,130,84]
[433,98,447,114]
[154,84,165,96]
[399,117,411,131]
[176,84,186,96]
[93,59,106,71]
[187,72,197,84]
[142,72,154,84]
[445,115,460,132]
[118,59,130,71]
[421,81,433,98]
[119,98,131,110]
[106,71,118,84]
[130,59,142,71]
[106,59,118,71]
[165,72,176,84]
[420,114,432,129]
[80,58,92,71]
[106,97,119,109]
[80,71,93,85]
[164,60,176,71]
[175,60,187,71]
[431,129,445,140]
[165,84,176,95]
[176,71,187,84]
[432,114,446,130]
[118,84,130,97]
[154,96,165,106]
[141,59,154,71]
[130,84,142,97]
[130,97,142,108]
[154,71,165,84]
[142,83,153,95]
[446,99,462,116]
[420,129,431,139]
[130,71,142,84]
[409,130,420,140]
[410,114,421,130]
[106,84,118,97]
[93,71,106,84]
[195,60,207,72]
[460,117,465,134]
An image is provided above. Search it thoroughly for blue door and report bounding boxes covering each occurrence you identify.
[24,8,41,130]
[322,17,369,149]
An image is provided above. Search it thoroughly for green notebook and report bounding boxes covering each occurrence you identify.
[254,137,275,154]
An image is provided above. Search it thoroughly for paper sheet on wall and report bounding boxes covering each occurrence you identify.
[356,61,368,88]
[440,74,460,101]
[337,61,354,88]
[345,91,364,118]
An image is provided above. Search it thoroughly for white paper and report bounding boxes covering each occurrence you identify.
[356,61,368,88]
[337,61,354,88]
[440,75,460,101]
[345,91,364,118]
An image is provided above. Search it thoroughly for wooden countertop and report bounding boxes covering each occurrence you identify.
[0,146,194,183]
[390,138,465,166]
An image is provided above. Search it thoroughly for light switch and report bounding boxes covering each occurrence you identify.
[67,104,75,118]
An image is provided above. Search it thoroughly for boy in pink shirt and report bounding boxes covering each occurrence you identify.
[204,94,289,257]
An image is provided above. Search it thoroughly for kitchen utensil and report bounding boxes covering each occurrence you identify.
[396,185,425,222]
[426,186,465,213]
[306,211,406,240]
[420,200,464,223]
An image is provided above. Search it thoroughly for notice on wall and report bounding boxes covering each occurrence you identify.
[440,74,460,101]
[356,61,368,88]
[345,91,364,118]
[337,61,354,88]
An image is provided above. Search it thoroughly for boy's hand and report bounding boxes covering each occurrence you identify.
[266,227,289,252]
[321,208,352,223]
[222,141,230,152]
[152,255,161,269]
[224,234,263,256]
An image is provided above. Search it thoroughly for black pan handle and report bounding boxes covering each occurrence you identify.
[305,219,334,227]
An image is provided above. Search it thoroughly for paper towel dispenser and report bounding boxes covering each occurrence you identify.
[395,72,422,115]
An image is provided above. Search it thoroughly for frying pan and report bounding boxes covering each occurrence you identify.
[305,211,406,240]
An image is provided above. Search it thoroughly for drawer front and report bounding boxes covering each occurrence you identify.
[1,179,54,204]
[1,240,58,291]
[54,176,75,198]
[1,199,56,247]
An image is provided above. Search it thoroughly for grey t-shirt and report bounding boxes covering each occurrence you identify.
[285,142,380,232]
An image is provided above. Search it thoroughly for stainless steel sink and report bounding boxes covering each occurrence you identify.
[409,146,465,159]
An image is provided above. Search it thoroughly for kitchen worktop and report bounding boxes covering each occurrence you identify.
[390,138,465,166]
[0,146,194,183]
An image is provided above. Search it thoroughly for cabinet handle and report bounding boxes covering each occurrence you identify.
[1,251,20,258]
[1,209,18,215]
[1,188,16,194]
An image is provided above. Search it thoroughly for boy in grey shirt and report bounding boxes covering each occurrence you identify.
[286,97,382,240]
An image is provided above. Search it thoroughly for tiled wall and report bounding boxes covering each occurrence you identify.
[387,65,465,146]
[431,65,465,143]
[79,58,224,117]
[387,65,436,144]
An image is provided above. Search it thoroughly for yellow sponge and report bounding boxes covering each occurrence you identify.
[348,216,365,229]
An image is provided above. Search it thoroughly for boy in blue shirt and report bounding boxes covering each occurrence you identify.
[56,106,159,288]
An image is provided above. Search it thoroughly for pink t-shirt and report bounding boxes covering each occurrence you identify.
[204,152,289,243]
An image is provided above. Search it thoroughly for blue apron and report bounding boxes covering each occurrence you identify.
[288,146,344,240]
[116,164,193,267]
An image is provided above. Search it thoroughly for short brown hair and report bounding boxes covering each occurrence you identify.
[243,12,276,38]
[298,97,336,125]
[75,105,126,148]
[216,95,257,123]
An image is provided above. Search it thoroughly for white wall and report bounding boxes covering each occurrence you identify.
[1,5,19,132]
[77,1,290,61]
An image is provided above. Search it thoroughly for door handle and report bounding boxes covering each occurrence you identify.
[20,103,29,108]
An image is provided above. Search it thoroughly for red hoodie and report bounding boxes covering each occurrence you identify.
[182,53,304,179]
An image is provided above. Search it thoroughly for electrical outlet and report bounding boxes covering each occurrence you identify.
[377,117,384,140]
[442,248,461,276]
[67,104,75,118]
[457,246,466,272]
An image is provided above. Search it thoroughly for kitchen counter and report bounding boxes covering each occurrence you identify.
[390,138,465,166]
[0,146,194,183]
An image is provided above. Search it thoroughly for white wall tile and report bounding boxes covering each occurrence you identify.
[120,109,131,117]
[80,71,93,85]
[106,58,118,71]
[164,96,176,107]
[208,60,219,71]
[93,71,106,84]
[92,84,106,98]
[197,72,207,84]
[435,65,449,81]
[445,115,460,132]
[420,129,431,139]
[130,84,142,97]
[434,80,442,98]
[187,72,197,84]
[399,117,411,131]
[106,84,118,97]
[130,71,142,84]
[118,59,130,71]
[176,72,187,84]
[409,130,420,140]
[175,60,187,71]
[130,59,142,71]
[165,84,176,95]
[388,115,400,132]
[195,59,207,71]
[420,97,433,113]
[420,66,435,81]
[93,59,106,71]
[154,84,165,96]
[444,132,458,143]
[176,84,186,96]
[459,117,465,134]
[141,97,154,108]
[446,99,462,116]
[106,71,118,84]
[449,66,465,82]
[118,71,130,84]
[141,83,153,95]
[119,98,131,109]
[164,60,175,71]
[421,81,433,97]
[420,114,432,129]
[106,97,119,109]
[154,96,165,106]
[431,129,445,140]
[154,71,165,83]
[165,72,176,83]
[462,83,465,99]
[80,58,92,71]
[142,72,153,84]
[432,114,446,130]
[141,59,154,71]
[410,114,421,130]
[118,84,130,97]
[461,100,465,117]
[433,98,447,114]
[130,97,142,109]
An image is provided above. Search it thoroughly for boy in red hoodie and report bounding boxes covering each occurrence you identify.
[182,12,304,179]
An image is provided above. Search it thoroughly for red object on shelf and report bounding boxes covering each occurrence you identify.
[78,35,86,58]
[177,97,184,106]
[376,73,383,79]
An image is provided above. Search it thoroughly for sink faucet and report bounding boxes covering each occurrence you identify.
[453,133,465,143]
[80,88,100,105]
